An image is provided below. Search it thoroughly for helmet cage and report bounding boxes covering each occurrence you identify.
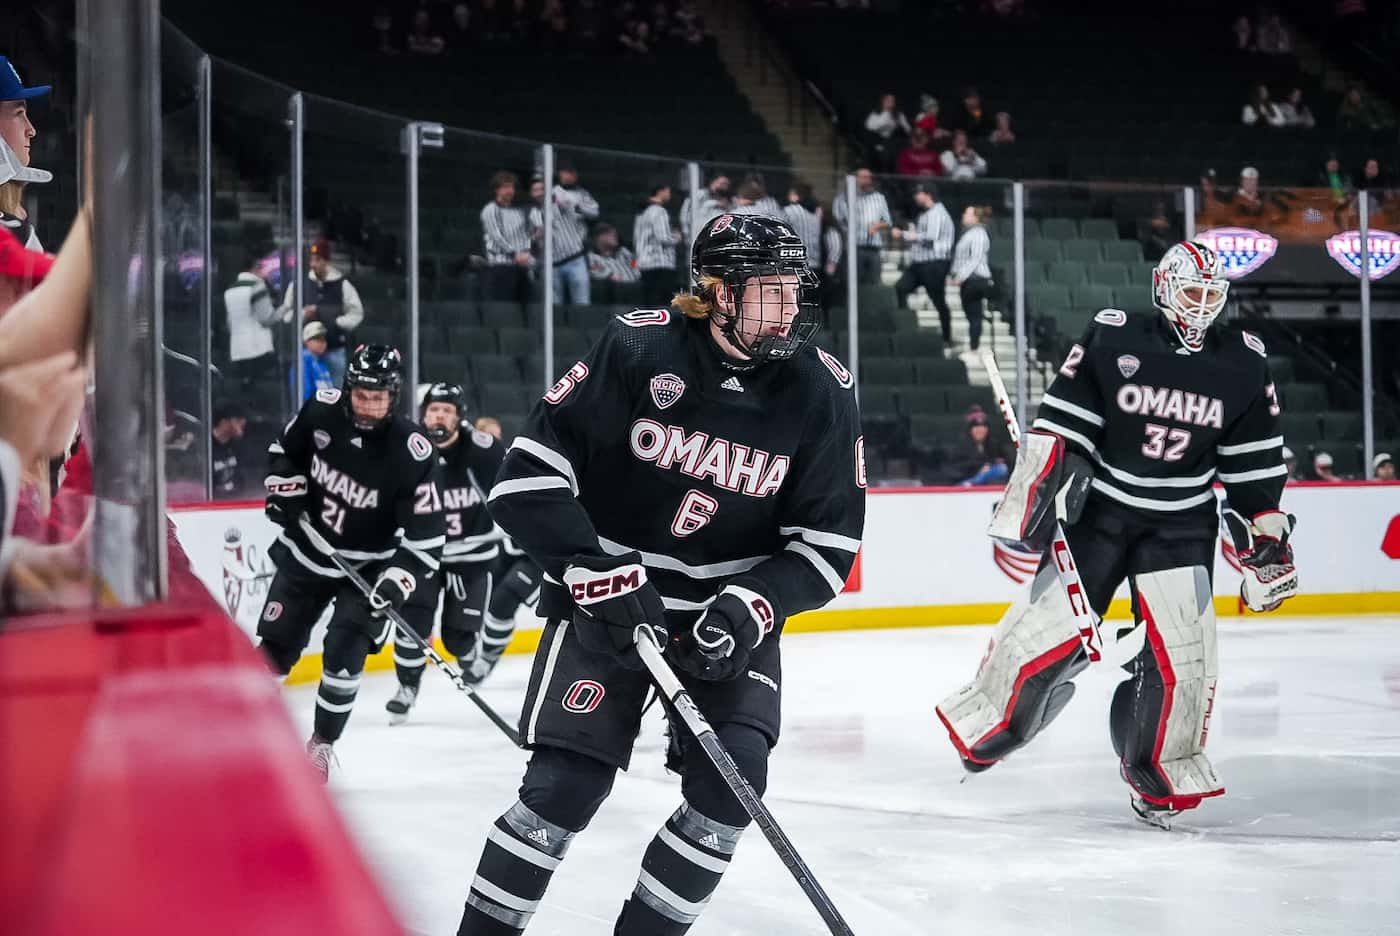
[710,262,821,369]
[1152,242,1229,352]
[343,344,402,432]
[420,382,467,443]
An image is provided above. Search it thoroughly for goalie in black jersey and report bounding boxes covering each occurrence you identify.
[457,214,866,935]
[255,345,445,778]
[937,240,1299,827]
[386,383,508,724]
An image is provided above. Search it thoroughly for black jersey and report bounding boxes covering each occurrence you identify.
[1032,309,1286,521]
[436,427,507,566]
[486,307,867,631]
[266,387,445,588]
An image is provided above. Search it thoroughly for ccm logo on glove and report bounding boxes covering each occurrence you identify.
[569,565,646,605]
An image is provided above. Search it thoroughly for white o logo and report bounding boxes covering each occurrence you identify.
[629,419,666,461]
[562,679,605,714]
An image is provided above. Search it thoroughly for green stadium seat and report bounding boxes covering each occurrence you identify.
[944,385,997,414]
[1321,410,1363,440]
[1062,239,1103,263]
[898,385,946,414]
[860,385,901,419]
[1040,218,1079,242]
[1280,412,1322,445]
[1028,283,1071,315]
[496,327,539,357]
[1279,383,1328,412]
[1025,240,1063,264]
[861,357,914,385]
[1080,219,1119,241]
[1102,240,1145,263]
[1072,283,1114,310]
[1268,357,1295,383]
[480,302,524,329]
[900,330,946,357]
[446,325,496,355]
[1088,262,1133,286]
[1047,261,1087,286]
[859,332,893,358]
[470,355,521,384]
[915,358,969,384]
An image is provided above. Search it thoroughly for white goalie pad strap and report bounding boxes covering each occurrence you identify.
[935,564,1082,762]
[988,430,1062,544]
[1135,566,1223,800]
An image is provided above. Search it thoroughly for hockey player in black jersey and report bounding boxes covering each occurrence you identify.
[386,383,507,724]
[255,345,445,778]
[457,214,866,935]
[937,240,1299,826]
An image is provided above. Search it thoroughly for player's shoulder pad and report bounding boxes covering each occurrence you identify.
[315,387,342,405]
[1092,308,1128,327]
[811,345,856,390]
[1239,329,1268,358]
[470,429,496,449]
[406,430,434,462]
[601,306,687,369]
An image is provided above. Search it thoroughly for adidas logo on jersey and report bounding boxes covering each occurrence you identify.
[720,376,744,392]
[526,828,551,848]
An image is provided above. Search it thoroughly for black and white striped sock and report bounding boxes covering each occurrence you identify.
[312,668,361,742]
[392,630,427,688]
[459,800,576,935]
[615,801,744,935]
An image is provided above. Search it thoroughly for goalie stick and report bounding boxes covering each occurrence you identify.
[633,626,856,936]
[298,515,523,747]
[982,351,1105,662]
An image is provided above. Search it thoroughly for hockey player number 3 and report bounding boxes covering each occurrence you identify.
[672,489,719,537]
[1142,423,1191,462]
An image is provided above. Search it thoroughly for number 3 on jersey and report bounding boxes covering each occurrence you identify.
[672,489,718,537]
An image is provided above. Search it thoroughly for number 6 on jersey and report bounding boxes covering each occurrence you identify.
[672,489,718,537]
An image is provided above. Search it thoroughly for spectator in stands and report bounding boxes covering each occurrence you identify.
[950,205,993,359]
[1312,450,1342,482]
[372,6,398,54]
[1278,88,1316,129]
[782,182,823,282]
[619,18,654,56]
[946,406,1008,486]
[989,111,1016,145]
[913,94,949,141]
[587,224,640,303]
[1242,83,1286,127]
[209,400,247,498]
[864,93,911,172]
[681,174,731,243]
[480,170,533,303]
[448,5,473,49]
[743,173,782,216]
[1317,154,1354,216]
[1254,12,1294,55]
[280,237,363,386]
[820,209,845,306]
[1359,156,1389,191]
[223,246,281,406]
[1231,15,1253,52]
[892,183,955,344]
[1375,452,1395,481]
[407,9,446,55]
[896,128,943,178]
[832,167,891,286]
[1338,85,1393,131]
[940,130,988,180]
[0,58,51,252]
[1282,445,1297,480]
[1234,165,1265,216]
[1139,201,1179,263]
[529,165,599,305]
[634,182,680,306]
[949,87,996,139]
[295,321,335,403]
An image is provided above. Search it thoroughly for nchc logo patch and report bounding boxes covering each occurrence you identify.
[1325,230,1400,281]
[1195,227,1278,279]
[649,373,686,410]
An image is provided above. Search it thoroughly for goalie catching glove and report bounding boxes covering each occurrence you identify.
[1223,508,1298,612]
[562,553,668,669]
[987,430,1093,551]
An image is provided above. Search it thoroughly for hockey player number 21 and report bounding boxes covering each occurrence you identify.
[321,497,346,534]
[672,489,718,537]
[1142,423,1191,461]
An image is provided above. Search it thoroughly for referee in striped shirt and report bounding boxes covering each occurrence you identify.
[832,167,891,285]
[528,165,600,306]
[949,204,993,357]
[892,183,956,344]
[781,182,823,277]
[633,182,680,307]
[480,171,532,302]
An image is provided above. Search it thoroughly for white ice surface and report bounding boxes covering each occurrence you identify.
[284,615,1400,936]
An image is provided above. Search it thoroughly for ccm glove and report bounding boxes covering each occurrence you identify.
[264,473,308,529]
[674,583,780,682]
[1224,509,1298,612]
[364,566,416,649]
[562,552,667,668]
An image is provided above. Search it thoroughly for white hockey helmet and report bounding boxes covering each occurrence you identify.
[1152,240,1229,352]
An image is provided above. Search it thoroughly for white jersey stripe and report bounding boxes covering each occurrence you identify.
[785,540,847,595]
[489,476,572,501]
[1217,464,1289,483]
[596,535,767,579]
[509,436,579,494]
[1091,478,1217,512]
[778,525,862,553]
[525,621,569,746]
[657,826,731,874]
[1094,458,1216,489]
[1040,393,1107,428]
[1217,435,1285,456]
[1031,418,1099,457]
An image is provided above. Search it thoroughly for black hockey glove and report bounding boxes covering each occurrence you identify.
[674,584,779,682]
[562,552,667,669]
[363,566,416,650]
[264,472,308,529]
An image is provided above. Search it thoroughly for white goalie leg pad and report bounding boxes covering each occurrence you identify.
[936,562,1087,767]
[1122,566,1223,809]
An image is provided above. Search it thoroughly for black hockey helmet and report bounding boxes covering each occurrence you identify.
[419,381,469,443]
[343,343,403,431]
[689,213,820,369]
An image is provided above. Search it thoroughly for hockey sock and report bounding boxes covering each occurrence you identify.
[614,802,745,935]
[392,630,427,689]
[458,801,577,935]
[480,612,516,665]
[313,668,361,743]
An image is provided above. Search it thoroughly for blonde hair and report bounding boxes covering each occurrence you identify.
[0,182,22,217]
[671,274,725,320]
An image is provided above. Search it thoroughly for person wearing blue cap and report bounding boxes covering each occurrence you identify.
[0,56,52,252]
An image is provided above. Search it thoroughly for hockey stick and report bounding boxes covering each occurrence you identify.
[298,516,524,747]
[633,626,857,936]
[981,351,1105,662]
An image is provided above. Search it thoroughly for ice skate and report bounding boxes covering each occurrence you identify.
[306,734,337,783]
[386,684,418,725]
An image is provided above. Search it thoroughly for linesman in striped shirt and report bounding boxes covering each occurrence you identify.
[891,183,956,344]
[480,171,533,303]
[633,182,681,307]
[528,163,600,306]
[832,167,891,285]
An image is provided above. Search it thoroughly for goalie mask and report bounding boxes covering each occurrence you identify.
[689,213,820,371]
[1152,240,1229,352]
[420,381,468,443]
[343,343,403,432]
